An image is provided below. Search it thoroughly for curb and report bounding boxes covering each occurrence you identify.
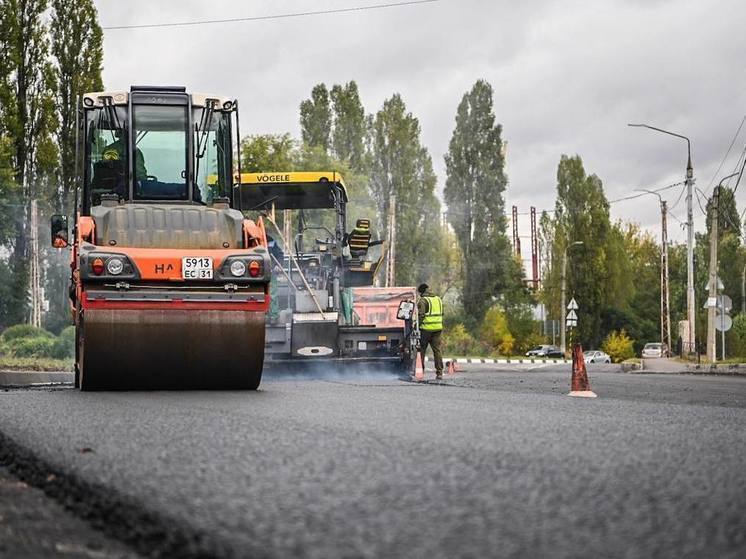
[620,362,642,372]
[424,357,571,365]
[685,363,746,376]
[0,371,74,386]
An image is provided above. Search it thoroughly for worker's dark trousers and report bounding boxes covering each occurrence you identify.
[419,329,443,374]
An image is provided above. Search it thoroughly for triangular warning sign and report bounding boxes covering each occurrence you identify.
[567,298,579,310]
[567,309,577,320]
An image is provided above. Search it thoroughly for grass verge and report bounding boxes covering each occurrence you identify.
[0,356,73,372]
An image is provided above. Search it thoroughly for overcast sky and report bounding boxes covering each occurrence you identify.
[97,0,746,252]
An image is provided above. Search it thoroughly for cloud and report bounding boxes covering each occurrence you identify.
[97,0,746,244]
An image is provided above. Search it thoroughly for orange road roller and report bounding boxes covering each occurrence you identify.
[50,86,270,390]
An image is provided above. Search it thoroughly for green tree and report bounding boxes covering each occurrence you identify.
[330,81,366,170]
[552,155,611,347]
[706,185,740,239]
[241,133,296,173]
[0,0,58,326]
[50,0,103,213]
[369,93,442,286]
[299,83,331,151]
[600,223,660,352]
[444,80,512,323]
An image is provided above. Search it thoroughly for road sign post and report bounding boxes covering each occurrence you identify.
[565,298,579,348]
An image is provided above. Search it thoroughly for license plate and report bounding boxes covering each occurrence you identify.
[182,257,213,279]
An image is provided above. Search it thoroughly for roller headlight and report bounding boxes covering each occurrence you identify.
[106,257,124,275]
[229,260,247,277]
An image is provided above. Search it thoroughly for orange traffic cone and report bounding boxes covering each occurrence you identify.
[568,343,597,398]
[414,352,425,381]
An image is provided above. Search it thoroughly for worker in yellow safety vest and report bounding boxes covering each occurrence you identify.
[417,283,444,379]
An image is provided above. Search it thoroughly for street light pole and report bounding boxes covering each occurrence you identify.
[628,124,695,354]
[706,173,739,361]
[635,189,672,355]
[560,241,583,354]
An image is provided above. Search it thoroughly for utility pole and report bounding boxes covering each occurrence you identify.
[706,187,719,362]
[29,199,42,327]
[660,200,672,355]
[685,156,695,355]
[636,189,672,355]
[628,124,695,354]
[512,205,520,257]
[385,194,396,287]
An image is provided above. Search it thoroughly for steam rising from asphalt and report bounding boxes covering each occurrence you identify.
[263,362,406,383]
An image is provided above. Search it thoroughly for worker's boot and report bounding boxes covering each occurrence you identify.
[435,372,443,380]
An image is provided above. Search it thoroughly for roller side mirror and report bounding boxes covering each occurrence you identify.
[51,214,69,248]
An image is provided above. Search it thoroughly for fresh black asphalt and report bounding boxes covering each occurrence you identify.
[0,365,745,558]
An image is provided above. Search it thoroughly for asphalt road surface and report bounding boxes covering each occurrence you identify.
[1,364,745,559]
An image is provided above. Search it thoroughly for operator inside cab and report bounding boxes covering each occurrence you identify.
[345,218,383,258]
[88,100,230,206]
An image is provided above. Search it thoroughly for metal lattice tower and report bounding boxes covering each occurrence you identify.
[530,206,539,289]
[512,205,520,257]
[660,200,672,353]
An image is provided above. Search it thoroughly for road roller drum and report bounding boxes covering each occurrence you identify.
[79,309,265,390]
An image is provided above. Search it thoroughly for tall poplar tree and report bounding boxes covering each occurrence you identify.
[51,0,103,213]
[299,83,331,151]
[444,80,512,322]
[552,155,611,347]
[0,0,57,325]
[330,81,366,170]
[369,93,441,286]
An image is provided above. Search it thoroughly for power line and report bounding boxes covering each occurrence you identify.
[668,183,687,212]
[694,187,709,217]
[102,0,440,30]
[607,180,685,204]
[705,115,746,193]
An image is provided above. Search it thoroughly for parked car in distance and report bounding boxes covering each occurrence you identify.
[526,345,564,358]
[641,342,664,358]
[584,350,611,364]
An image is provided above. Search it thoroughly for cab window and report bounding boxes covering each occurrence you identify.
[132,104,189,201]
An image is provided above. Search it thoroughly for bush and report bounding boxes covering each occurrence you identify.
[51,325,75,359]
[4,336,56,358]
[520,332,549,355]
[1,324,54,343]
[602,329,635,363]
[727,313,746,358]
[442,323,474,356]
[480,306,516,356]
[441,323,491,357]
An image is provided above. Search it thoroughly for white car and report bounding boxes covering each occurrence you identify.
[584,350,611,364]
[641,343,664,358]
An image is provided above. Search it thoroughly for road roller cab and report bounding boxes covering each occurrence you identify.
[51,86,271,390]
